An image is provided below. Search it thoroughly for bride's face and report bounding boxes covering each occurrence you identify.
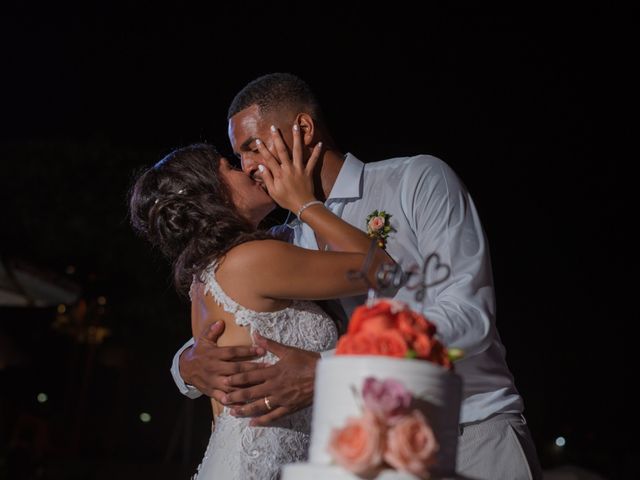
[218,157,275,226]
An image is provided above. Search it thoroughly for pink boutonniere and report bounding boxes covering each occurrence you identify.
[366,210,395,248]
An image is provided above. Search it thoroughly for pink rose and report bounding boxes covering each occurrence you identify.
[362,377,412,422]
[384,410,439,478]
[368,216,385,232]
[327,410,386,476]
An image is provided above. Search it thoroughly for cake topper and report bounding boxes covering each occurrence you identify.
[347,239,451,311]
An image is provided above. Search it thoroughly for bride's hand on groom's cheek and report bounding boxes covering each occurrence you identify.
[221,334,320,426]
[255,123,321,213]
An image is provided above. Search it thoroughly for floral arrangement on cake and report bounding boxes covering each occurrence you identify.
[329,299,461,478]
[335,298,457,368]
[328,376,437,479]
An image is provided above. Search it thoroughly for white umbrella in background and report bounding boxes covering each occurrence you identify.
[0,256,81,371]
[0,256,81,307]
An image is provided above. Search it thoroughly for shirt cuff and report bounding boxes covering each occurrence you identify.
[170,338,203,399]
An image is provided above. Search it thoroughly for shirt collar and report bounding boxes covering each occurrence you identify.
[326,152,365,201]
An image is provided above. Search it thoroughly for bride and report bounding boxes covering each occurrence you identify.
[128,123,393,479]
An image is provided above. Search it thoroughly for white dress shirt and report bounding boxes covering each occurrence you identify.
[171,153,524,423]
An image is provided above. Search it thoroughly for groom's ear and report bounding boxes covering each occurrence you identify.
[296,113,315,147]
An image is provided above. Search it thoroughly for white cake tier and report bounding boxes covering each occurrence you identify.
[308,355,462,478]
[281,464,417,480]
[281,464,469,480]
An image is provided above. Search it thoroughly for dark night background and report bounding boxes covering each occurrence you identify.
[0,3,633,480]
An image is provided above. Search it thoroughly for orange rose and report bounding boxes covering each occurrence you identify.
[396,311,418,342]
[348,302,393,335]
[374,330,408,358]
[337,332,379,355]
[411,311,437,337]
[428,341,452,369]
[327,411,386,476]
[413,333,434,359]
[339,300,453,365]
[384,410,439,478]
[359,313,395,335]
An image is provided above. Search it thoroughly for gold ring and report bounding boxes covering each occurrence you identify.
[264,396,272,411]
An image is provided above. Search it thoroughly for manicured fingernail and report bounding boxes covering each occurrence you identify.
[254,347,265,355]
[249,419,258,427]
[258,165,265,172]
[270,125,276,132]
[317,142,323,148]
[221,395,229,404]
[255,138,261,145]
[230,408,239,416]
[293,124,299,131]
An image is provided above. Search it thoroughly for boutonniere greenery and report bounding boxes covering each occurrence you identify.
[366,210,395,248]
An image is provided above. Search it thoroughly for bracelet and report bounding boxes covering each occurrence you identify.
[296,200,324,221]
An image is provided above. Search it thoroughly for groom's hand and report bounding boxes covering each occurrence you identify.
[180,322,267,402]
[221,334,320,426]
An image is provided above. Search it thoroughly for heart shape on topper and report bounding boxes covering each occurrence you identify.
[404,253,451,303]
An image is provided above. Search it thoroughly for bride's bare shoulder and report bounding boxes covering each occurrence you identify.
[218,239,291,274]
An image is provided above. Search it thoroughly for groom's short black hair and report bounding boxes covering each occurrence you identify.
[227,72,322,120]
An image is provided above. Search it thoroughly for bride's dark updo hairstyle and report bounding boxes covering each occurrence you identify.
[129,143,272,294]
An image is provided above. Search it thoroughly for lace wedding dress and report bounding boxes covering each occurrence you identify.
[192,265,338,480]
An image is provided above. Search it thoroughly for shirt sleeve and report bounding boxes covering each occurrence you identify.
[170,337,203,399]
[267,223,294,242]
[401,156,496,357]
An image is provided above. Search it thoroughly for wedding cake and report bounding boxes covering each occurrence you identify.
[281,299,464,480]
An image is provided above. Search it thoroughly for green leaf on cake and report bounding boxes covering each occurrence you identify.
[447,348,464,362]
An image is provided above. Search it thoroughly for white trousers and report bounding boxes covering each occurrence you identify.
[457,413,543,480]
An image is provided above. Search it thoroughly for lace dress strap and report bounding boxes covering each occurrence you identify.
[200,266,242,315]
[198,264,279,329]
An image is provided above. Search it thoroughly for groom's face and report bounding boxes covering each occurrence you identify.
[228,104,294,184]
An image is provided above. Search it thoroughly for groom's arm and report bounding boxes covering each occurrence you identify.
[171,338,201,399]
[170,224,295,401]
[204,224,334,420]
[220,334,321,426]
[171,322,267,402]
[405,157,495,356]
[216,298,344,423]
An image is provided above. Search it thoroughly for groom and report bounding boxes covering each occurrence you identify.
[171,73,542,480]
